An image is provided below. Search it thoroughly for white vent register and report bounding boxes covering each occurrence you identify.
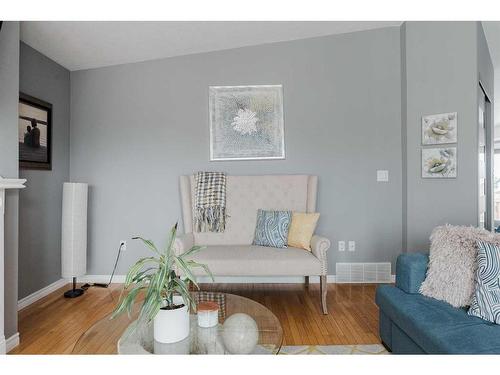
[335,262,392,283]
[0,177,26,354]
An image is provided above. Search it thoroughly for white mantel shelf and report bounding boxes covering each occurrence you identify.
[0,177,27,190]
[0,176,26,354]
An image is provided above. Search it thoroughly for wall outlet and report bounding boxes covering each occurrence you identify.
[338,241,345,252]
[348,241,355,252]
[120,240,127,251]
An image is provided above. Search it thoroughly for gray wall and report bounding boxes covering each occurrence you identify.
[0,21,20,339]
[70,27,404,275]
[400,23,408,251]
[18,42,70,299]
[403,21,493,251]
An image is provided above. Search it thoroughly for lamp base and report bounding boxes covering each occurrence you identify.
[64,276,84,298]
[64,288,84,298]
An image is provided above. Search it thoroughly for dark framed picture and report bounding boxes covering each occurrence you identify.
[18,93,52,170]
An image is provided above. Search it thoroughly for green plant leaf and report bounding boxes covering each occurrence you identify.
[131,267,156,284]
[186,260,214,281]
[111,283,145,319]
[174,257,199,289]
[164,223,178,257]
[125,257,159,287]
[172,277,194,309]
[132,237,161,256]
[179,245,204,259]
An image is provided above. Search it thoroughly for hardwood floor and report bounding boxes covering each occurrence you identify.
[9,282,381,354]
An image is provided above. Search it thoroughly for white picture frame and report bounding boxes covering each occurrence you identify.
[421,147,457,178]
[422,112,457,145]
[209,85,285,161]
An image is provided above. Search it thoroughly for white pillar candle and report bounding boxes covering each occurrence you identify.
[197,301,219,328]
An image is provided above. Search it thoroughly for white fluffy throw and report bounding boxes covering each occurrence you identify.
[420,225,500,308]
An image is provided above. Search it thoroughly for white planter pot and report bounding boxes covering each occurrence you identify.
[153,296,190,344]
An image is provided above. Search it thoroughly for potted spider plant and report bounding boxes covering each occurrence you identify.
[112,223,212,344]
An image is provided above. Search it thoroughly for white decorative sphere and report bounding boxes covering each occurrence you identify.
[221,313,259,354]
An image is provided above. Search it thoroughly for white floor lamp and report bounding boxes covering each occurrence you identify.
[61,182,88,298]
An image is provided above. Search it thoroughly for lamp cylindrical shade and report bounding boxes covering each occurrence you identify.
[61,182,88,278]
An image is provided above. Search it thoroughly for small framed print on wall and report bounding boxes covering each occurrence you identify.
[421,147,457,179]
[18,93,52,170]
[422,112,457,145]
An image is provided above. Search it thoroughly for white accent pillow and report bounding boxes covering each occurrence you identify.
[420,225,500,308]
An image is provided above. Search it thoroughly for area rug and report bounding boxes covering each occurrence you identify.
[278,344,388,355]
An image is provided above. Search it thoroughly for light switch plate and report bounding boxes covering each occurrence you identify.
[377,170,389,182]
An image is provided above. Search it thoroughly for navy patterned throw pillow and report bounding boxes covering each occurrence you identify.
[253,209,292,248]
[468,240,500,324]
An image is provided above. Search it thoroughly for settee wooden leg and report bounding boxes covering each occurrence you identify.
[320,275,328,315]
[305,276,309,287]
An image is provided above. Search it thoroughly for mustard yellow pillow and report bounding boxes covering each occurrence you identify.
[287,212,320,251]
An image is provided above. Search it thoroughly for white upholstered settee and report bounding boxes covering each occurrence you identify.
[173,174,331,314]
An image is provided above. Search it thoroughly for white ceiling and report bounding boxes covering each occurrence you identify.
[20,21,402,71]
[20,21,500,116]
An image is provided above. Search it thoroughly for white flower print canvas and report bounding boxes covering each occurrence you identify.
[209,85,284,160]
[422,147,457,178]
[422,112,457,145]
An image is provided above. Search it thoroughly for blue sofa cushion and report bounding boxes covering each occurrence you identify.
[376,285,500,354]
[395,252,429,294]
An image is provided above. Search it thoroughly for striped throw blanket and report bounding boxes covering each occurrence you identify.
[194,172,227,232]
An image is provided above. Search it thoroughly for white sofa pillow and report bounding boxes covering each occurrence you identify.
[420,225,500,308]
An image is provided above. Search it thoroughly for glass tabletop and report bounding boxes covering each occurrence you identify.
[72,291,283,354]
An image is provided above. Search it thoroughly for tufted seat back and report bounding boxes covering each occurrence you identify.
[179,175,318,246]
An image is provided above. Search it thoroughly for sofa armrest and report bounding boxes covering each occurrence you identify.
[310,235,331,275]
[173,232,194,256]
[395,252,429,294]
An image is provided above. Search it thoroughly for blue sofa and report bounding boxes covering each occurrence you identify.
[376,253,500,354]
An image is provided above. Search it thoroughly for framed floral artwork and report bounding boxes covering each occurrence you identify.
[209,85,285,161]
[422,112,457,145]
[422,147,457,178]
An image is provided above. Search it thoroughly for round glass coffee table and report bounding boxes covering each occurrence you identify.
[72,292,283,354]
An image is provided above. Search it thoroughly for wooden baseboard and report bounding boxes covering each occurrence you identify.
[79,275,126,283]
[0,335,5,354]
[6,332,19,352]
[18,278,69,311]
